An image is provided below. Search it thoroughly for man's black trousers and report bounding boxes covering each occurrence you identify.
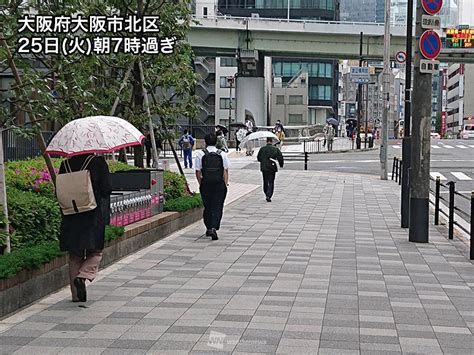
[262,171,276,199]
[199,182,227,231]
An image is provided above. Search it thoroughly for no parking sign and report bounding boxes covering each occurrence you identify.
[419,30,441,60]
[422,0,443,15]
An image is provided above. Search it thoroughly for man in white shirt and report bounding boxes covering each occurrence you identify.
[195,133,230,240]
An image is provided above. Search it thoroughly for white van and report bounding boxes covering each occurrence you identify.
[461,124,474,139]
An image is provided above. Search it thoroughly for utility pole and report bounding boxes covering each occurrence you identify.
[380,0,390,180]
[356,32,363,150]
[401,0,414,228]
[409,0,439,243]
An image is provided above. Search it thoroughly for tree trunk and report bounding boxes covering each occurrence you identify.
[134,145,144,168]
[119,148,127,163]
[0,131,10,254]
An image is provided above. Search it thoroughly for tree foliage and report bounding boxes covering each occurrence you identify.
[0,0,198,135]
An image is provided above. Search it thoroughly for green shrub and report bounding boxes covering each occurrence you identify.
[7,188,61,248]
[0,241,65,279]
[104,225,125,242]
[164,193,203,212]
[163,170,188,200]
[107,160,135,173]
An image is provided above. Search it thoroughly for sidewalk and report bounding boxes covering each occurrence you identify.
[1,168,474,354]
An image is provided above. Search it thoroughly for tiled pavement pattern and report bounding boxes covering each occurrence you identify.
[1,169,474,354]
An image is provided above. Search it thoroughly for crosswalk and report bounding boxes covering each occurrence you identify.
[430,171,473,181]
[392,143,474,150]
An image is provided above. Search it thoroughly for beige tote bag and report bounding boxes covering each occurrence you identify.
[56,155,97,215]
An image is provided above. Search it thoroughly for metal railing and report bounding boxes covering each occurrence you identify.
[391,156,474,259]
[282,152,309,170]
[2,130,54,161]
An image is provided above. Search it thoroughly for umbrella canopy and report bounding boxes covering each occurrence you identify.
[216,124,229,135]
[46,115,144,157]
[345,118,358,125]
[326,117,339,126]
[239,131,280,149]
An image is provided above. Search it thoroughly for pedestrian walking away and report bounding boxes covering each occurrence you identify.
[178,129,195,169]
[195,133,230,240]
[324,123,335,152]
[257,137,284,202]
[56,153,112,302]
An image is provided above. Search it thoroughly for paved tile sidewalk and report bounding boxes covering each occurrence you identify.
[1,169,474,354]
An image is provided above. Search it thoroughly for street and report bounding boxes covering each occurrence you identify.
[241,139,474,220]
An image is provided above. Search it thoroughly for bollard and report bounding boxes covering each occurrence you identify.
[304,140,306,154]
[304,152,308,171]
[448,181,455,240]
[434,177,440,225]
[398,160,403,186]
[392,157,396,180]
[471,191,474,260]
[395,158,399,183]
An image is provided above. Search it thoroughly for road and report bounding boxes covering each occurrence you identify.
[242,139,474,222]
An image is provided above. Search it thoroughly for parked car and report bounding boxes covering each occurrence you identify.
[430,132,441,139]
[461,124,474,139]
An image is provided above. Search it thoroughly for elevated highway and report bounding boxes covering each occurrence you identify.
[188,16,474,63]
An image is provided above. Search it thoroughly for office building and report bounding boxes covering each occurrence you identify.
[339,0,384,23]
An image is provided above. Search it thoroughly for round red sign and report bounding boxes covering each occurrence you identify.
[422,0,443,15]
[419,30,441,60]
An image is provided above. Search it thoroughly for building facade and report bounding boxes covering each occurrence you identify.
[339,0,384,23]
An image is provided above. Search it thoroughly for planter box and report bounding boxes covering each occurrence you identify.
[0,206,203,319]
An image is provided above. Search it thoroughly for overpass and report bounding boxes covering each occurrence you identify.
[188,16,474,63]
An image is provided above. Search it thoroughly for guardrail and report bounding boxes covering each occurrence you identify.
[282,152,309,171]
[392,156,473,259]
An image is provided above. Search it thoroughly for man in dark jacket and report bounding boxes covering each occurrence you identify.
[257,137,284,202]
[59,153,111,302]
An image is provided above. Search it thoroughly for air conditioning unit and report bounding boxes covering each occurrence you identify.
[251,13,259,18]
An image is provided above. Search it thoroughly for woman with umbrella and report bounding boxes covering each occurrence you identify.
[46,116,144,303]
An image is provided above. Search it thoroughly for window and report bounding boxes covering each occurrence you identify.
[318,63,332,78]
[220,76,233,88]
[220,57,237,67]
[288,114,303,124]
[309,85,332,101]
[276,95,285,104]
[220,98,235,109]
[289,95,303,105]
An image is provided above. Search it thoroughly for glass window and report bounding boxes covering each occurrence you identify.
[283,63,292,76]
[273,62,282,76]
[309,85,332,100]
[220,57,237,67]
[220,76,231,88]
[288,114,303,124]
[220,98,235,109]
[276,95,285,104]
[289,95,303,105]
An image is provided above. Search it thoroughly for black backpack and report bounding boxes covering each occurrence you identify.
[201,149,224,184]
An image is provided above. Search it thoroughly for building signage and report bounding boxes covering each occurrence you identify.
[422,15,441,30]
[420,30,442,60]
[446,28,473,49]
[350,67,370,84]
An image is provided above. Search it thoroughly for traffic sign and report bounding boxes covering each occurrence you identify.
[421,15,441,30]
[422,0,443,15]
[350,67,370,84]
[395,50,407,63]
[419,30,442,60]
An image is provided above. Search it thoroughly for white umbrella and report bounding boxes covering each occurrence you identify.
[46,116,144,157]
[239,131,280,149]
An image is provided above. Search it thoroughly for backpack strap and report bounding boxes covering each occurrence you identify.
[80,155,95,171]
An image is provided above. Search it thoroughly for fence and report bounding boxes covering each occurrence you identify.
[2,130,54,162]
[391,156,474,260]
[282,152,309,170]
[303,137,374,154]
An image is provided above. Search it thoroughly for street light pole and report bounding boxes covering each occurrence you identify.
[356,32,363,150]
[287,0,290,21]
[401,0,414,228]
[380,0,390,180]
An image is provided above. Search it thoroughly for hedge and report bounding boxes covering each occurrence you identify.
[0,225,124,280]
[164,193,203,212]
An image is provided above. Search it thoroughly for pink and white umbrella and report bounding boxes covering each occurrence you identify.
[46,116,145,157]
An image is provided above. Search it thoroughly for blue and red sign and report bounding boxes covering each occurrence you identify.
[420,30,441,60]
[422,0,443,15]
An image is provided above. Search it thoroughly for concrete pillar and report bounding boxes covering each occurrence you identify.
[235,76,265,127]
